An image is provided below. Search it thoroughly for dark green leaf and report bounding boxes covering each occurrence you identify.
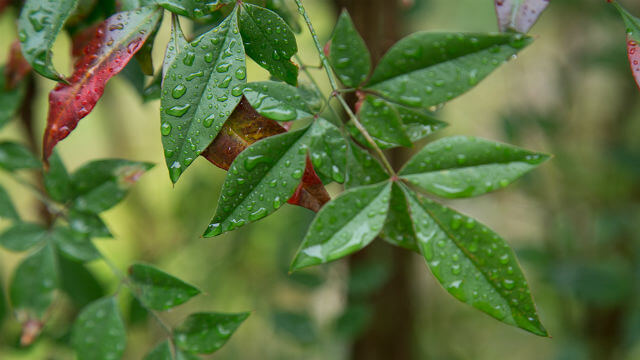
[156,0,230,19]
[356,95,411,148]
[68,209,112,238]
[10,243,58,318]
[334,303,371,338]
[44,151,73,203]
[58,256,105,308]
[329,10,370,87]
[145,340,173,360]
[365,32,532,108]
[290,182,392,271]
[380,182,419,252]
[272,310,316,344]
[0,65,26,129]
[176,349,200,360]
[399,136,550,198]
[242,81,314,121]
[307,118,347,184]
[174,312,249,354]
[265,0,301,33]
[345,139,388,189]
[120,57,147,97]
[71,297,126,360]
[348,260,391,297]
[70,159,153,213]
[0,222,48,252]
[161,8,245,183]
[0,184,19,220]
[395,105,447,143]
[18,0,79,81]
[239,3,298,85]
[0,278,6,325]
[403,186,547,336]
[614,3,640,43]
[136,11,163,75]
[52,226,101,262]
[163,14,189,81]
[129,263,201,311]
[143,72,162,102]
[0,142,41,171]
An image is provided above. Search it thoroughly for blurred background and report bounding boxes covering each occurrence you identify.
[1,0,640,359]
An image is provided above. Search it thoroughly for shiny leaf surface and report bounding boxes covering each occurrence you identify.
[495,0,550,33]
[356,95,411,148]
[174,312,249,354]
[395,105,448,143]
[329,10,370,87]
[613,3,640,89]
[129,263,201,311]
[344,139,388,189]
[71,297,126,360]
[162,14,188,83]
[156,0,229,19]
[242,81,314,121]
[10,243,58,318]
[380,182,419,252]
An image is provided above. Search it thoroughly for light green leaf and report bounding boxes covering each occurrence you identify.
[0,222,48,252]
[161,8,245,183]
[174,312,249,354]
[129,263,201,311]
[18,0,79,81]
[10,243,58,318]
[380,182,419,252]
[0,142,41,171]
[52,226,101,263]
[290,182,392,271]
[242,81,315,121]
[239,3,298,85]
[0,184,20,220]
[329,10,370,87]
[344,139,388,189]
[44,151,73,203]
[365,32,532,108]
[403,186,547,336]
[71,297,127,360]
[145,340,173,360]
[399,136,550,198]
[0,66,27,129]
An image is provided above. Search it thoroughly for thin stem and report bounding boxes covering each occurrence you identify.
[5,171,66,219]
[293,0,396,176]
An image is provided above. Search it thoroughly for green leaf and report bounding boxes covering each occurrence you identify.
[613,2,640,43]
[380,182,419,252]
[0,142,41,171]
[272,310,317,344]
[239,3,298,85]
[161,7,245,183]
[163,14,189,82]
[135,11,163,76]
[402,186,547,336]
[52,226,101,262]
[44,151,73,203]
[242,81,314,121]
[145,340,173,360]
[58,256,105,308]
[329,10,371,88]
[143,72,163,102]
[176,349,200,360]
[345,140,388,189]
[71,297,127,360]
[290,182,392,271]
[10,243,58,318]
[307,118,347,184]
[68,209,112,238]
[0,184,20,220]
[265,0,301,33]
[356,95,411,148]
[157,0,230,19]
[395,105,448,143]
[365,32,532,108]
[129,263,201,311]
[18,0,79,81]
[174,312,249,354]
[0,278,6,325]
[70,159,153,213]
[399,136,550,198]
[0,66,26,129]
[0,222,48,252]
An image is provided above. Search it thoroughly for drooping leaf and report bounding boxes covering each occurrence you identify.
[399,136,550,198]
[239,3,298,85]
[0,66,27,130]
[290,182,392,271]
[355,95,412,148]
[0,184,19,221]
[612,2,640,89]
[17,0,79,81]
[272,310,317,344]
[402,186,547,336]
[344,139,388,189]
[265,0,301,33]
[71,297,127,360]
[58,256,105,308]
[70,159,153,213]
[145,340,173,360]
[43,151,73,203]
[160,8,245,183]
[495,0,550,34]
[5,41,32,90]
[68,209,112,238]
[0,142,41,171]
[365,32,532,108]
[380,182,419,252]
[174,312,249,354]
[43,6,163,161]
[128,263,201,311]
[329,10,371,88]
[0,222,48,252]
[156,0,230,19]
[10,243,59,318]
[52,226,101,262]
[242,81,314,121]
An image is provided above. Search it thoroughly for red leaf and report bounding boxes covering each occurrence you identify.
[71,23,101,59]
[628,37,640,89]
[4,41,31,89]
[287,156,330,212]
[42,7,162,162]
[495,0,550,33]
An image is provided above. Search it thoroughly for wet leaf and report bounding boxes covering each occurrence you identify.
[495,0,550,34]
[162,14,188,84]
[52,226,101,262]
[290,182,392,271]
[380,182,419,252]
[239,3,298,85]
[68,209,112,238]
[0,142,41,171]
[10,243,59,318]
[145,340,173,360]
[0,222,48,252]
[43,151,73,203]
[395,105,448,143]
[356,95,412,148]
[43,6,163,161]
[345,139,388,189]
[71,297,126,360]
[128,263,201,311]
[365,32,532,108]
[612,3,640,89]
[306,118,347,184]
[329,10,370,88]
[157,0,230,19]
[160,8,245,183]
[265,0,301,33]
[402,185,547,336]
[0,184,19,221]
[18,0,79,81]
[136,11,163,75]
[399,136,550,198]
[287,156,331,212]
[174,312,249,354]
[242,81,314,121]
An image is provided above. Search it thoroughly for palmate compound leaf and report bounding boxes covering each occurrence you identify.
[71,297,126,360]
[612,2,640,89]
[43,6,163,161]
[329,10,371,88]
[18,0,79,81]
[399,136,550,198]
[379,182,419,252]
[161,6,246,183]
[204,117,345,237]
[495,0,551,34]
[128,263,201,311]
[10,242,59,319]
[174,312,249,354]
[239,3,299,85]
[344,139,388,189]
[364,32,532,109]
[242,81,315,121]
[397,183,547,336]
[290,181,392,271]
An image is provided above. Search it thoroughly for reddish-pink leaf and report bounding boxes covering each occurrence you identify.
[628,37,640,89]
[495,0,550,33]
[287,156,330,212]
[71,23,101,59]
[4,41,32,89]
[42,7,162,162]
